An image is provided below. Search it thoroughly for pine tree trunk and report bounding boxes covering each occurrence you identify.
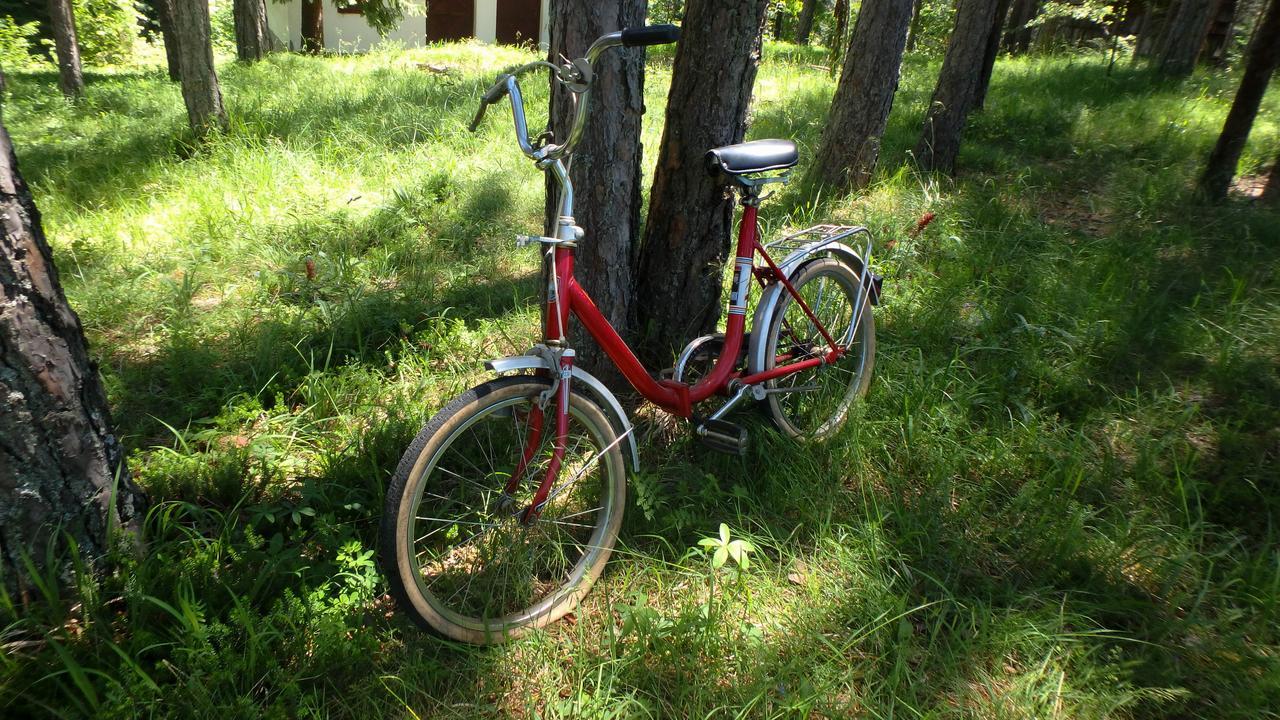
[233,0,275,62]
[1262,150,1280,203]
[796,0,819,44]
[1003,0,1040,54]
[830,0,850,54]
[302,0,325,53]
[47,0,84,98]
[1200,0,1238,66]
[633,0,769,366]
[0,121,145,596]
[975,0,1013,109]
[1198,0,1280,200]
[1159,0,1216,75]
[906,0,925,51]
[914,0,1002,174]
[811,0,914,191]
[174,0,228,136]
[544,0,646,385]
[155,0,182,81]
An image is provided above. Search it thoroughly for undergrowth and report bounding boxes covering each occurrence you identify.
[1,40,1278,718]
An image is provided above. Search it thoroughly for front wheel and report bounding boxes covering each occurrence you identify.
[379,375,626,644]
[761,258,876,440]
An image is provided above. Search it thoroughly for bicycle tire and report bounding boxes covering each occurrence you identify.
[379,375,626,643]
[761,258,876,439]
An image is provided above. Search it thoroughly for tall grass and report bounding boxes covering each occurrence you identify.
[1,41,1277,718]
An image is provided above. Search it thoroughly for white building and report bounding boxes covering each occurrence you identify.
[268,0,550,53]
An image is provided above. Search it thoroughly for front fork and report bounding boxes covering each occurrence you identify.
[516,348,575,525]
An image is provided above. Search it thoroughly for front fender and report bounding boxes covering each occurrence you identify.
[484,354,641,473]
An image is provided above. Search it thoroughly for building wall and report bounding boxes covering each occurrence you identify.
[269,0,548,52]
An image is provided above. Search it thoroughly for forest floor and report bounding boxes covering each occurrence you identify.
[2,41,1279,719]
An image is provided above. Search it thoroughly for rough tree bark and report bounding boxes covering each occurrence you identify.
[233,0,276,62]
[974,0,1013,109]
[47,0,84,99]
[796,0,819,44]
[1003,0,1040,54]
[173,0,228,136]
[0,120,145,595]
[302,0,325,53]
[1197,0,1280,200]
[811,0,914,191]
[634,0,770,365]
[1159,0,1216,75]
[155,0,182,81]
[914,0,1002,173]
[544,0,646,384]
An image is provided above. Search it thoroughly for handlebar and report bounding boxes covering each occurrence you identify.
[468,25,680,161]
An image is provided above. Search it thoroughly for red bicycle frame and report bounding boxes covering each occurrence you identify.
[521,202,849,520]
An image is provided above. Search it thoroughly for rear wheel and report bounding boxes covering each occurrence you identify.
[379,376,626,643]
[762,258,875,439]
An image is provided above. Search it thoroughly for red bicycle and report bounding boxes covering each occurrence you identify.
[379,25,880,643]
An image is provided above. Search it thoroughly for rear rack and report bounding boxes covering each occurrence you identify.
[765,224,870,256]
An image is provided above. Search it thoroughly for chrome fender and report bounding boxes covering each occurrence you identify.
[747,240,868,376]
[484,354,641,473]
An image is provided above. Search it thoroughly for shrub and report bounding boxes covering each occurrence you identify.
[71,0,139,66]
[0,16,46,69]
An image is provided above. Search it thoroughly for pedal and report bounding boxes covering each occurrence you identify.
[695,419,749,456]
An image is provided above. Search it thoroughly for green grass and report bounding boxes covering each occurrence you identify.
[2,40,1279,718]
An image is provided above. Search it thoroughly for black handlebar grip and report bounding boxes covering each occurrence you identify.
[620,25,681,47]
[482,74,511,104]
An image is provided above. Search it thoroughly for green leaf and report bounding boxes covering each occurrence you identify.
[713,546,728,568]
[697,538,719,548]
[719,523,730,544]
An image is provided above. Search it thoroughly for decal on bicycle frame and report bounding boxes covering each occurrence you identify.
[728,256,752,316]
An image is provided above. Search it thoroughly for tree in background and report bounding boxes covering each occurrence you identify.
[173,0,227,136]
[153,0,182,80]
[811,0,914,191]
[0,118,146,595]
[1002,0,1039,53]
[1197,0,1280,200]
[829,0,850,54]
[233,0,275,61]
[634,0,770,365]
[1159,0,1215,75]
[795,0,820,43]
[914,0,1002,173]
[545,0,646,382]
[974,0,1012,109]
[47,0,83,98]
[1263,151,1280,203]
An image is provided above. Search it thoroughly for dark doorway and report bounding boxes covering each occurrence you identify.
[496,0,541,45]
[427,0,474,42]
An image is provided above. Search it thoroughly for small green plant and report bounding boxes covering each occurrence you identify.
[697,522,754,572]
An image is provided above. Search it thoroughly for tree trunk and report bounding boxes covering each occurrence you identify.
[155,0,182,81]
[233,0,275,62]
[1159,0,1216,75]
[174,0,228,137]
[47,0,84,99]
[1003,0,1040,54]
[913,0,1002,174]
[832,0,851,53]
[1262,150,1280,203]
[0,121,145,596]
[906,0,925,51]
[633,0,770,366]
[974,0,1013,109]
[544,0,646,385]
[302,0,325,53]
[796,0,819,44]
[1200,0,1238,66]
[811,0,914,192]
[1197,0,1280,200]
